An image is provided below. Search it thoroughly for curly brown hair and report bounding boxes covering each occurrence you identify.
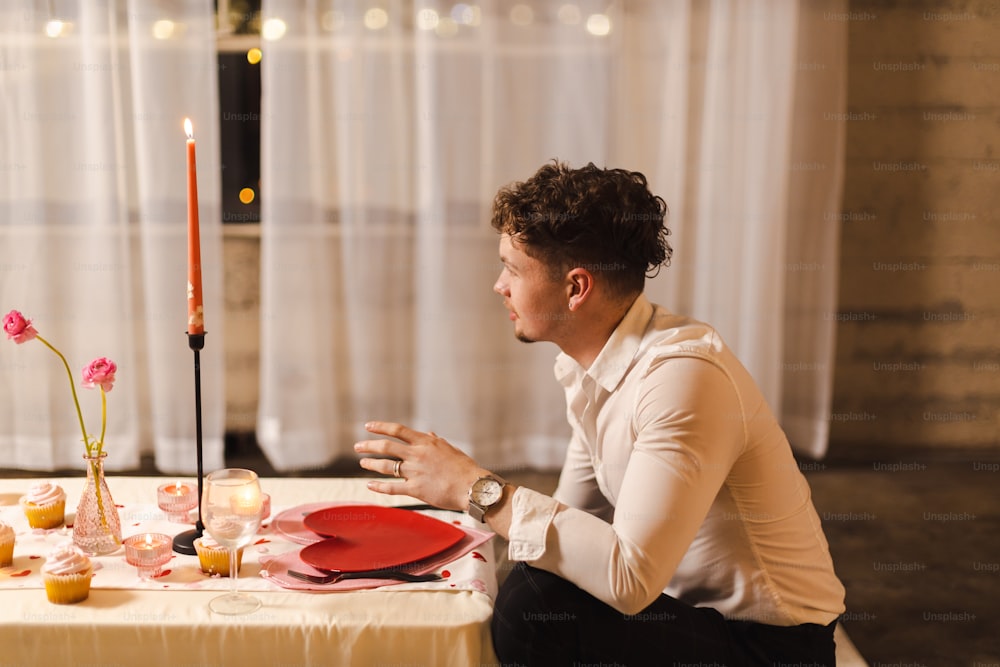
[491,161,672,298]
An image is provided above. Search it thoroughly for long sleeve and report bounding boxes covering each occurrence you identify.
[507,357,745,615]
[552,432,614,522]
[506,296,844,623]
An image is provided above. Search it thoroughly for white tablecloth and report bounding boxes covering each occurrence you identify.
[0,475,500,667]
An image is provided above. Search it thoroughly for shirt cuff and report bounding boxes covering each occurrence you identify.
[507,486,560,562]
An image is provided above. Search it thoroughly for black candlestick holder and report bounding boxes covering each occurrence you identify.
[172,331,206,555]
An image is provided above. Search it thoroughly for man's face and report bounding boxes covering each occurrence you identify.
[493,234,569,344]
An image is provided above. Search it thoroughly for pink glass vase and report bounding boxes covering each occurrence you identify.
[73,452,122,555]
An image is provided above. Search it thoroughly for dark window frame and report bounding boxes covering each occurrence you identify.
[217,0,262,224]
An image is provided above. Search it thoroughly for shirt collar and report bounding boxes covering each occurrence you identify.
[554,293,654,392]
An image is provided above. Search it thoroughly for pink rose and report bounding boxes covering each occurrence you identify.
[3,310,38,344]
[82,357,117,392]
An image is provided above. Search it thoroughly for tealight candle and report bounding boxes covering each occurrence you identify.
[230,489,263,518]
[124,533,172,579]
[157,481,198,523]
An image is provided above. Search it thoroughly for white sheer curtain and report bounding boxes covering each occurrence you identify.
[0,0,225,473]
[258,0,846,471]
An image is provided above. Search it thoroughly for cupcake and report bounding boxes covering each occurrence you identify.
[0,521,14,567]
[194,535,243,576]
[20,481,66,529]
[42,542,93,604]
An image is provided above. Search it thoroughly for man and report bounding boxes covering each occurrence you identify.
[355,161,845,666]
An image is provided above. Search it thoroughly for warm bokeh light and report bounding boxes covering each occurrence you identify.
[152,20,175,40]
[239,188,256,205]
[44,20,70,38]
[364,8,389,30]
[451,3,480,26]
[261,18,287,41]
[585,13,611,36]
[247,47,262,65]
[415,8,439,31]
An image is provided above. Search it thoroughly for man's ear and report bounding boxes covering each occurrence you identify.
[566,268,595,311]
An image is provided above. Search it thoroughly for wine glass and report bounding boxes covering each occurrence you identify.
[202,468,264,615]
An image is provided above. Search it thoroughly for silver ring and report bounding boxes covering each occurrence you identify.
[393,459,403,478]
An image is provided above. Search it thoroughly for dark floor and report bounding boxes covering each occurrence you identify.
[806,449,999,666]
[5,437,999,665]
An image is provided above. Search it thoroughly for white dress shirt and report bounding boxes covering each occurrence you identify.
[507,294,846,625]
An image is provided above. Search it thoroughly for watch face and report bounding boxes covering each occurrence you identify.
[471,478,503,506]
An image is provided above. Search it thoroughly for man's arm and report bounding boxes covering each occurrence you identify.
[354,422,515,538]
[354,358,743,615]
[503,358,745,614]
[552,431,614,522]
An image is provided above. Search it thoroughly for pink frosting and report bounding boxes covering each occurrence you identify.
[196,535,224,550]
[22,481,65,506]
[41,543,91,576]
[0,521,13,541]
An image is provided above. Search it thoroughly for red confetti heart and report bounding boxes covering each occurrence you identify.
[441,569,451,578]
[254,538,270,545]
[10,570,31,577]
[470,551,486,562]
[153,569,171,578]
[29,555,41,560]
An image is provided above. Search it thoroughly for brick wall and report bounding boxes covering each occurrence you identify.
[831,0,1000,452]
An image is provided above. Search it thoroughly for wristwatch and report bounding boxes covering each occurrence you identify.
[468,474,507,522]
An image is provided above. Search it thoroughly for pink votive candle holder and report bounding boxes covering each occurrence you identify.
[261,493,271,521]
[157,481,198,523]
[124,533,172,579]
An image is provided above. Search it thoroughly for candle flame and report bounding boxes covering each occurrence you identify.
[183,117,193,139]
[145,533,153,546]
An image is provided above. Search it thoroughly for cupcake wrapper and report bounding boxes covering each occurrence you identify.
[43,568,93,604]
[21,499,66,529]
[195,543,243,576]
[0,538,14,568]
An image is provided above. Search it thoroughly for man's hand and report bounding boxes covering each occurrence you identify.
[355,421,487,512]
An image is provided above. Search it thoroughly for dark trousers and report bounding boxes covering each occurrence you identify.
[492,562,837,667]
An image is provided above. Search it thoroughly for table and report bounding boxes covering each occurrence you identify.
[0,476,500,667]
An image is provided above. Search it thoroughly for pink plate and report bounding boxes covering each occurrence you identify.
[263,523,493,591]
[300,505,465,573]
[272,502,339,545]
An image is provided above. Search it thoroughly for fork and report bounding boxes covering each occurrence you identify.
[286,568,443,585]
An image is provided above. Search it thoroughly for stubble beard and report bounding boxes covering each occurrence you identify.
[512,320,538,344]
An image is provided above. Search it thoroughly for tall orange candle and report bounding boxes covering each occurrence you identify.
[184,118,204,335]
